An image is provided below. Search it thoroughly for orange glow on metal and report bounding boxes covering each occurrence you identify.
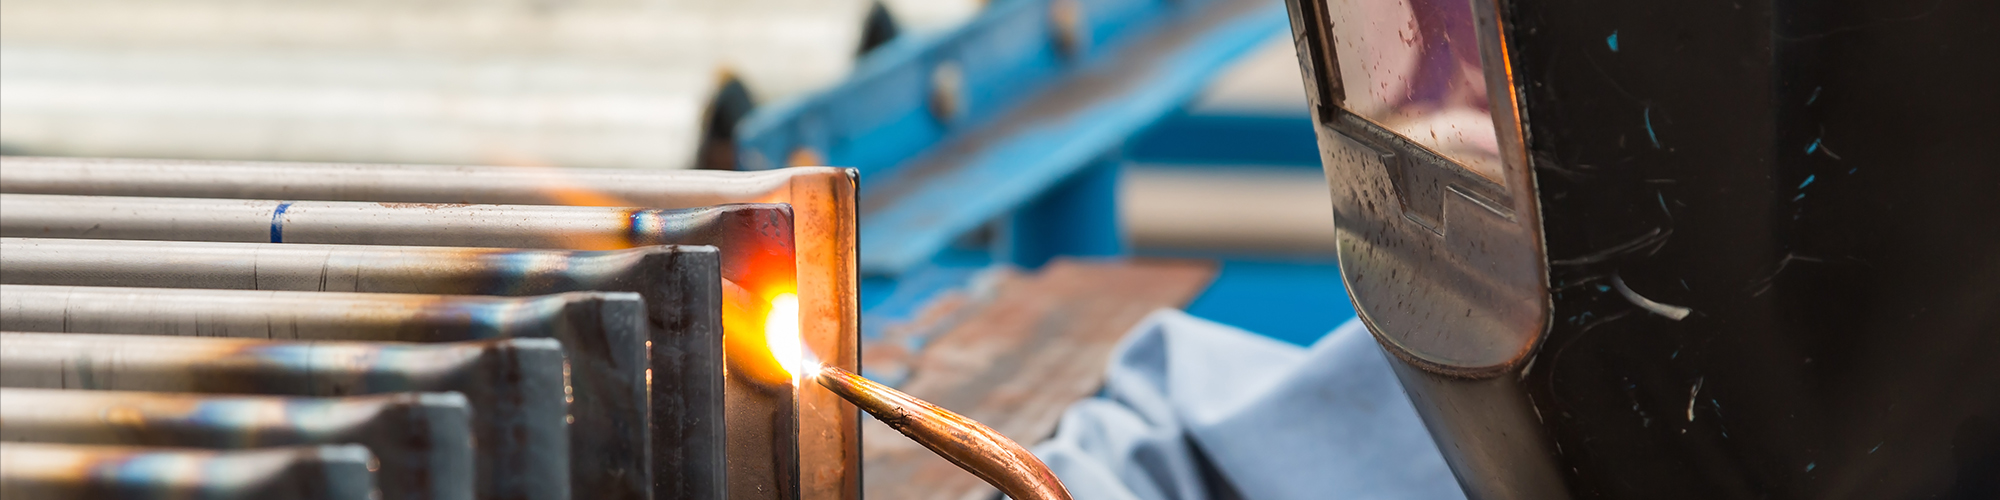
[523,165,855,499]
[528,166,641,208]
[721,279,802,386]
[764,293,807,380]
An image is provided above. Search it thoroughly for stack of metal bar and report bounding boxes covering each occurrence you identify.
[0,156,861,500]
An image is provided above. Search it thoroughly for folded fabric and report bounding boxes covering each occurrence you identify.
[1031,309,1466,500]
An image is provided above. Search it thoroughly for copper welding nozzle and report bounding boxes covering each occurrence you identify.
[812,365,1073,500]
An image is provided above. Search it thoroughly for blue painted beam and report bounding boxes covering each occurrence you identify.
[852,0,1288,276]
[737,0,1176,175]
[1124,112,1320,166]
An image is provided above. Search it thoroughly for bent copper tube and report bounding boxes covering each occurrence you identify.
[0,284,647,498]
[0,239,743,500]
[0,334,564,500]
[812,365,1072,500]
[0,389,473,500]
[0,442,376,500]
[0,156,860,500]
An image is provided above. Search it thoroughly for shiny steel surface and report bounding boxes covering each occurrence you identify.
[0,442,376,500]
[0,195,796,300]
[0,193,796,500]
[0,157,859,500]
[812,365,1071,500]
[0,334,565,500]
[0,239,742,500]
[0,389,473,500]
[0,285,646,499]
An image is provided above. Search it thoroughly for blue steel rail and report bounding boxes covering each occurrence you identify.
[740,0,1288,277]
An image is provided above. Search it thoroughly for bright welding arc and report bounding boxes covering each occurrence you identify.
[765,293,809,379]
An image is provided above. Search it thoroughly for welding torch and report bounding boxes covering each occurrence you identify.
[812,364,1074,500]
[752,287,1070,499]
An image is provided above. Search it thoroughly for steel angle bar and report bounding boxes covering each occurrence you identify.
[0,156,857,500]
[0,197,799,500]
[0,286,641,500]
[0,195,797,303]
[0,389,472,500]
[0,334,565,500]
[0,239,759,500]
[0,442,376,500]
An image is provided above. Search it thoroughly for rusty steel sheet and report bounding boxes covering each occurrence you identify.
[0,157,856,500]
[0,442,376,500]
[0,239,780,500]
[0,285,645,500]
[0,334,566,500]
[0,389,473,500]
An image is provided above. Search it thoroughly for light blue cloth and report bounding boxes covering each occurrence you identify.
[1030,310,1466,500]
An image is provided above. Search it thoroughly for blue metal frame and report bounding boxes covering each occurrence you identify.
[739,0,1289,278]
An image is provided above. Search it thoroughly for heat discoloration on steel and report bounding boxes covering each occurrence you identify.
[0,195,788,261]
[0,239,743,500]
[0,334,566,500]
[0,195,798,364]
[0,389,472,500]
[0,156,860,500]
[0,442,377,500]
[0,285,647,495]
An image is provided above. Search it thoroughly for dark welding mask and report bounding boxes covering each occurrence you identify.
[1281,0,2000,497]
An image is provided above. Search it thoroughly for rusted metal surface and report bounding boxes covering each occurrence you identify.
[0,157,859,500]
[0,239,753,500]
[0,389,473,500]
[861,259,1216,500]
[0,334,565,500]
[0,285,645,498]
[0,442,376,500]
[813,365,1069,500]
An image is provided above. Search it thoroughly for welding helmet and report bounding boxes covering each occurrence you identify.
[1282,0,2000,497]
